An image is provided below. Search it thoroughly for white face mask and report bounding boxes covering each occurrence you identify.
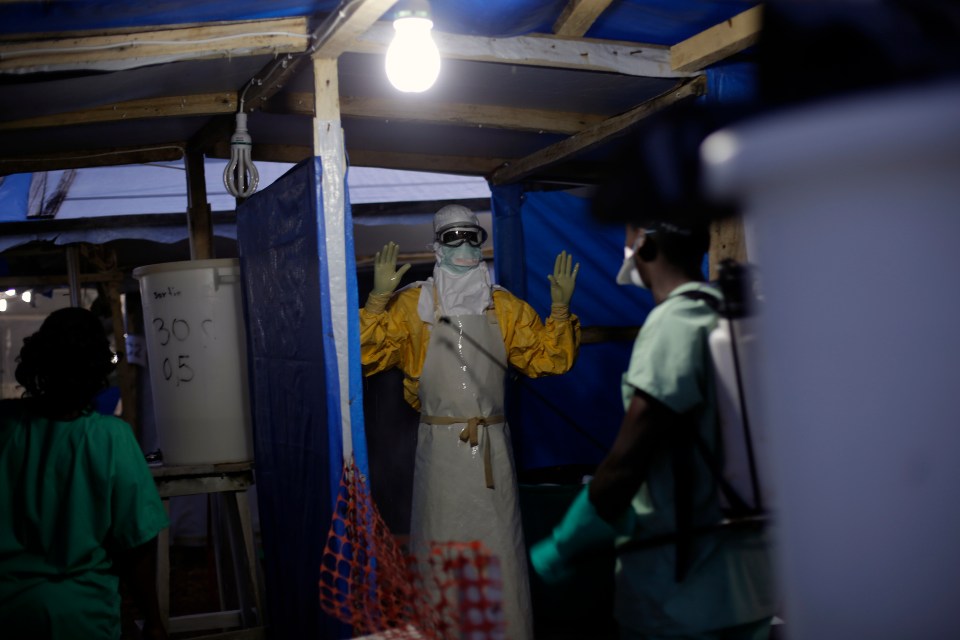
[616,233,647,288]
[438,243,482,274]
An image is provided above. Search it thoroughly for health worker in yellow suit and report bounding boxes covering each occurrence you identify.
[359,204,580,640]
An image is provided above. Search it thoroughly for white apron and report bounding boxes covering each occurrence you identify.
[410,302,534,640]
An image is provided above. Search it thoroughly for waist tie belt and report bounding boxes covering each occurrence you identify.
[420,414,505,489]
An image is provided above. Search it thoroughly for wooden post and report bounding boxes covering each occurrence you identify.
[709,216,749,280]
[185,148,213,261]
[66,245,81,306]
[125,291,147,440]
[313,56,355,463]
[105,279,139,437]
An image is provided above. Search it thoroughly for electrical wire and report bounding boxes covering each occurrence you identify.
[227,0,370,194]
[235,0,368,110]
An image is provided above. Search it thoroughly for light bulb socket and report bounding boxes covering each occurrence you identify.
[394,0,431,20]
[234,112,249,132]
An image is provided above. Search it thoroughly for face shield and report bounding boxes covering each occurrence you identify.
[435,223,487,273]
[616,228,656,288]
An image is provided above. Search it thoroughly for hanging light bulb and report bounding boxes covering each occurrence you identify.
[223,111,260,198]
[385,0,441,93]
[21,290,31,304]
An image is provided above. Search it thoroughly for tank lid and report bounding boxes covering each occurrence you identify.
[133,258,240,279]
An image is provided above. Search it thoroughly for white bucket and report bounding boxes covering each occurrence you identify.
[133,258,253,466]
[702,82,960,639]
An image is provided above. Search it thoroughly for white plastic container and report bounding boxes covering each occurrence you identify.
[702,81,960,639]
[133,259,253,465]
[708,316,770,512]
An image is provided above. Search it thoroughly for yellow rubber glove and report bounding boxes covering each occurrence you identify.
[366,242,411,314]
[548,250,580,307]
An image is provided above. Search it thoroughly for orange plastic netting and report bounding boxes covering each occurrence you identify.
[319,460,505,639]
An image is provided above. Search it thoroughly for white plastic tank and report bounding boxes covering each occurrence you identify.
[702,81,960,639]
[133,258,253,465]
[708,315,770,512]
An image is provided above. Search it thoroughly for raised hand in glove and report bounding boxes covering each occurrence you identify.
[372,241,411,295]
[548,250,580,307]
[365,242,411,314]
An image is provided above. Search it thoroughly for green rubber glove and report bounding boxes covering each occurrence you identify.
[372,241,411,296]
[548,250,580,307]
[530,486,634,584]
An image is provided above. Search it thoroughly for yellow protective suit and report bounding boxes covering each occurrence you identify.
[361,281,580,639]
[359,285,581,410]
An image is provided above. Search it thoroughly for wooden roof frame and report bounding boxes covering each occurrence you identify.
[0,1,761,180]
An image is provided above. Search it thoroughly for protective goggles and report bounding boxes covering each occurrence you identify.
[436,226,487,248]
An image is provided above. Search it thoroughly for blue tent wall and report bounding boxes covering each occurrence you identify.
[0,174,30,222]
[0,1,755,42]
[491,61,755,471]
[704,61,758,106]
[236,157,364,639]
[493,189,654,470]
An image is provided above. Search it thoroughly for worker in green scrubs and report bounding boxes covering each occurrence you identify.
[532,221,776,639]
[0,307,169,640]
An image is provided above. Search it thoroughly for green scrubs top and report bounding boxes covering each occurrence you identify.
[0,400,169,640]
[617,283,775,637]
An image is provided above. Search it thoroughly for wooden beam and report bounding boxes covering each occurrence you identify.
[313,58,341,123]
[110,3,379,155]
[350,22,693,79]
[206,140,310,164]
[0,273,123,289]
[65,246,81,306]
[208,139,506,177]
[357,247,493,268]
[105,277,140,435]
[352,197,492,219]
[187,116,235,159]
[311,0,398,59]
[342,96,604,135]
[489,75,706,185]
[0,145,184,176]
[185,149,213,260]
[347,149,507,176]
[670,5,763,72]
[0,93,237,131]
[237,0,396,112]
[259,92,315,117]
[0,17,310,74]
[709,216,749,280]
[0,212,236,236]
[553,0,615,37]
[263,92,605,134]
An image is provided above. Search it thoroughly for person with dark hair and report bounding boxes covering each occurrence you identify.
[0,307,169,640]
[531,221,776,639]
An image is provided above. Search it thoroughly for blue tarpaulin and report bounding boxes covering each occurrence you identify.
[0,2,762,634]
[0,175,30,223]
[494,189,655,470]
[0,0,756,44]
[236,157,364,639]
[491,61,756,471]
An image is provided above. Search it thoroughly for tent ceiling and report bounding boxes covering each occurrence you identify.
[0,1,760,186]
